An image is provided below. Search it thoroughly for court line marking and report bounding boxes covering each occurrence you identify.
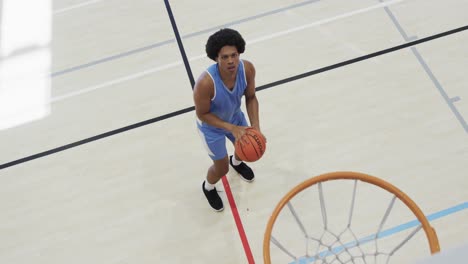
[222,176,255,263]
[381,1,468,133]
[51,59,193,102]
[411,48,468,133]
[51,0,321,77]
[53,0,104,15]
[248,0,404,45]
[292,202,468,263]
[1,25,466,170]
[51,0,405,102]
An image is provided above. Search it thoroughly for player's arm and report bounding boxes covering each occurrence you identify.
[244,60,261,132]
[194,73,246,140]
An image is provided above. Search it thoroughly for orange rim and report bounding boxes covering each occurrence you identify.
[263,171,440,263]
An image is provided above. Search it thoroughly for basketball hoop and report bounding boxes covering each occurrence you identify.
[263,171,440,263]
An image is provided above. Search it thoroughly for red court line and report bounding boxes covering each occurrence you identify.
[221,176,255,264]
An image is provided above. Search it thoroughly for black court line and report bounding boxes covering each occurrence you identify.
[51,0,320,77]
[0,107,194,170]
[1,25,467,170]
[257,25,468,91]
[164,0,195,88]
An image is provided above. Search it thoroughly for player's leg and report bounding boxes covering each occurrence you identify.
[226,112,255,182]
[197,127,229,211]
[206,156,229,186]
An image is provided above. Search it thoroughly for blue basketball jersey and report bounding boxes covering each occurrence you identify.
[198,60,248,130]
[196,60,249,160]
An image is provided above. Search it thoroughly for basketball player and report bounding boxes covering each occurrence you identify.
[193,28,265,211]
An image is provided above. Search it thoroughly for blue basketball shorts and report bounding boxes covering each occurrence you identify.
[196,112,248,160]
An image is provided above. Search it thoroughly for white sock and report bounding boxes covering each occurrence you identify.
[232,155,242,166]
[204,180,215,191]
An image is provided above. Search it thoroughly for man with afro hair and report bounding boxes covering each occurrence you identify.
[194,28,265,212]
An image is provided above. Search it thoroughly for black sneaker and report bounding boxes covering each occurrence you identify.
[230,155,255,182]
[202,181,224,212]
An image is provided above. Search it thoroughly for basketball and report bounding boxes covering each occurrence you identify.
[235,128,266,162]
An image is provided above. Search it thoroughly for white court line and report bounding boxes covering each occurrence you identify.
[51,54,206,102]
[315,27,383,63]
[53,0,104,15]
[52,0,405,102]
[247,0,404,45]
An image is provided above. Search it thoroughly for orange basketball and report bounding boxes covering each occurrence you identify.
[235,128,266,162]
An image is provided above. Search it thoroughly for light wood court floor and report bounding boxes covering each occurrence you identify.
[0,0,467,263]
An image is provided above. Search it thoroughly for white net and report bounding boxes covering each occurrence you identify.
[265,174,439,264]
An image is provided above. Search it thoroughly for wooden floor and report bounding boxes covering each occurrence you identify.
[0,0,467,263]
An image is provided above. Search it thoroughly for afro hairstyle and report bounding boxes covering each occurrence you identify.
[205,28,246,61]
